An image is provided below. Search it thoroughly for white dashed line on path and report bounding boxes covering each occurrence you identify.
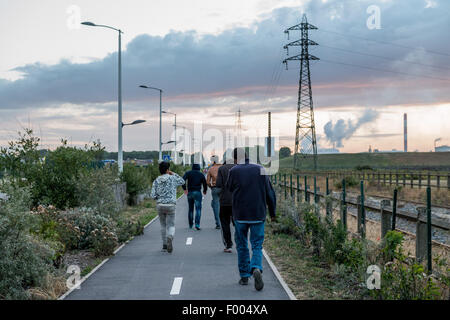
[170,277,183,295]
[186,237,193,245]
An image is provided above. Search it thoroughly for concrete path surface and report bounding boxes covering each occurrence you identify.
[65,190,290,300]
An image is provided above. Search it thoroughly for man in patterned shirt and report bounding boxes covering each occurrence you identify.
[151,161,185,253]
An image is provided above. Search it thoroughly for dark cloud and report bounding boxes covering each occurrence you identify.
[0,0,449,112]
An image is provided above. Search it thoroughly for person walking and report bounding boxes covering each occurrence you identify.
[150,161,185,253]
[206,155,222,229]
[215,155,236,253]
[226,148,276,291]
[182,163,207,230]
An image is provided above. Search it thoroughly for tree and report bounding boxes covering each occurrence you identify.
[279,147,292,159]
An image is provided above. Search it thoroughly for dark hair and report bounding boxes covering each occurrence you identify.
[233,148,248,162]
[159,161,170,174]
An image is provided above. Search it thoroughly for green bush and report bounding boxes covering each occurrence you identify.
[90,227,118,257]
[334,175,359,189]
[121,164,151,204]
[75,166,119,216]
[60,208,117,250]
[0,186,54,300]
[115,217,144,243]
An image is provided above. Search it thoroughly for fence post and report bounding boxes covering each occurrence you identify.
[403,173,406,187]
[359,181,366,238]
[415,207,428,264]
[426,187,432,273]
[284,174,287,199]
[411,173,414,189]
[389,172,392,186]
[297,175,300,203]
[395,173,399,186]
[392,188,398,230]
[304,175,308,203]
[357,195,362,234]
[314,176,317,204]
[437,174,440,189]
[341,178,347,230]
[291,174,294,197]
[427,173,431,188]
[326,177,331,218]
[380,199,392,239]
[377,172,380,186]
[419,173,422,189]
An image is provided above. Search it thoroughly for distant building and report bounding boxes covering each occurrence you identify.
[318,148,340,154]
[435,145,450,152]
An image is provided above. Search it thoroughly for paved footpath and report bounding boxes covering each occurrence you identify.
[65,190,290,300]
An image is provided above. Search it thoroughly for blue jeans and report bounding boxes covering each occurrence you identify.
[187,191,203,228]
[211,187,221,227]
[234,221,265,278]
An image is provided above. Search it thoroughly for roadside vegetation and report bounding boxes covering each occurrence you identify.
[0,129,186,300]
[265,186,450,300]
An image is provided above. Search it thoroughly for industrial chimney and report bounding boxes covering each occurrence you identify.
[404,113,407,152]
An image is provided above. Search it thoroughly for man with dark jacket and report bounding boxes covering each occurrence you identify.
[182,163,207,230]
[215,155,236,253]
[226,148,276,291]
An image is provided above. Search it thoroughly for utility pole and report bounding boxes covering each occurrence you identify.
[283,14,319,170]
[235,108,243,147]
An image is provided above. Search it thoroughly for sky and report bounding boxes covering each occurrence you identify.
[0,0,449,155]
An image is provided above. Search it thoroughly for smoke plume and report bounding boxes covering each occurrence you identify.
[323,108,378,148]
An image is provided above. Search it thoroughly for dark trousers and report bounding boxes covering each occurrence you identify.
[187,191,203,228]
[219,205,234,248]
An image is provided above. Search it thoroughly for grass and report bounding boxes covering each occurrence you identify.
[279,152,450,171]
[264,222,365,300]
[276,174,449,207]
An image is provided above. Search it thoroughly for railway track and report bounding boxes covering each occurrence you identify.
[277,182,450,231]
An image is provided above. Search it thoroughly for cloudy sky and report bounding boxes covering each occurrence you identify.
[0,0,449,155]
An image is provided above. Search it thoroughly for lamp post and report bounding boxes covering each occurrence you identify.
[81,21,124,172]
[162,111,177,163]
[122,120,146,127]
[139,85,163,162]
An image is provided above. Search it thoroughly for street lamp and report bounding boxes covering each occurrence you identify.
[81,21,125,172]
[122,119,146,127]
[139,85,163,163]
[162,111,177,163]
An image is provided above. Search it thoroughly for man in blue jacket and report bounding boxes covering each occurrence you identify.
[226,148,276,291]
[182,163,207,230]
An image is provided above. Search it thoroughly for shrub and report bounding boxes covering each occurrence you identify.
[60,208,117,250]
[115,216,144,243]
[75,166,119,216]
[33,140,95,209]
[0,186,54,300]
[334,175,359,189]
[121,164,151,204]
[90,227,119,257]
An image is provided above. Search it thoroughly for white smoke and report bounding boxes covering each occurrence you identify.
[323,108,378,148]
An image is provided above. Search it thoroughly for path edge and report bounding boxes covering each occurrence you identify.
[262,248,297,300]
[58,194,185,300]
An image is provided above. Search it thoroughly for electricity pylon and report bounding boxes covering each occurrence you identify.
[283,14,319,170]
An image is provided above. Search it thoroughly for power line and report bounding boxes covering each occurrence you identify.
[317,28,450,58]
[320,58,450,82]
[319,44,450,71]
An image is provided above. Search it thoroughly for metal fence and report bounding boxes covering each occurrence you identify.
[271,173,437,273]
